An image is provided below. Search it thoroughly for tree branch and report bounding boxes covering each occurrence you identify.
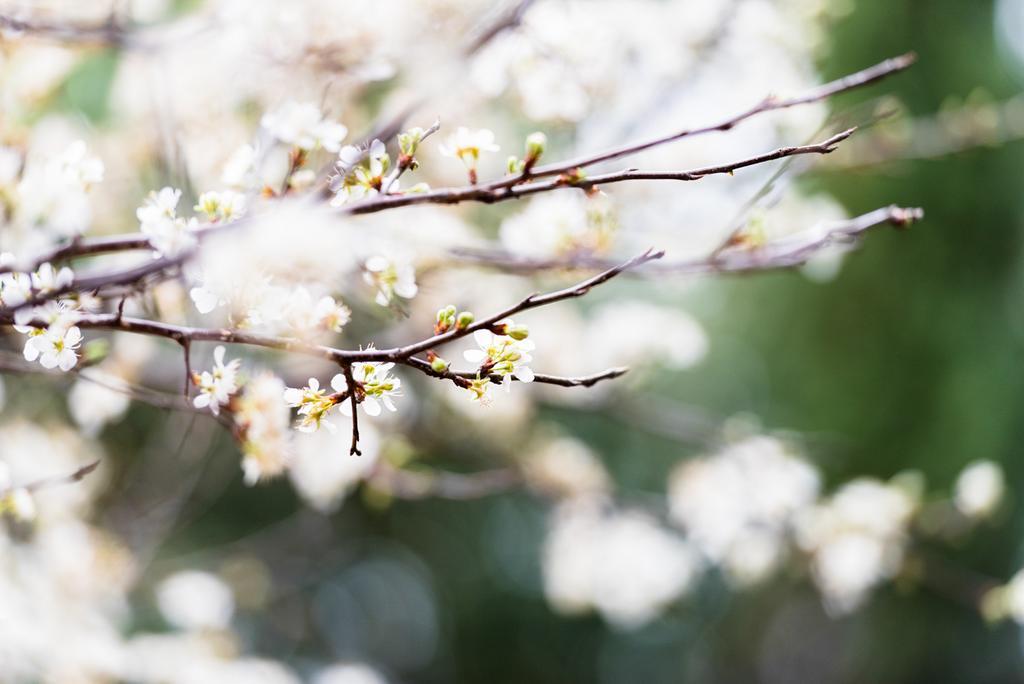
[450,206,923,275]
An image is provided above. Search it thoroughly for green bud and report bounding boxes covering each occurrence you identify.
[506,324,529,341]
[525,131,547,160]
[437,304,456,323]
[430,356,450,373]
[399,127,425,157]
[507,156,521,174]
[456,311,475,329]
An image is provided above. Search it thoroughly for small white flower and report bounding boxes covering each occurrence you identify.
[194,190,246,222]
[363,255,417,306]
[2,487,36,522]
[57,140,104,187]
[283,377,338,433]
[234,372,291,484]
[314,295,352,333]
[36,325,82,371]
[0,271,32,307]
[330,139,391,206]
[283,288,352,337]
[137,187,198,258]
[222,143,257,188]
[30,262,73,293]
[439,127,500,169]
[189,285,222,314]
[953,460,1004,519]
[192,346,241,415]
[463,322,535,390]
[332,360,402,417]
[261,101,348,152]
[136,186,181,225]
[156,570,235,632]
[143,216,199,259]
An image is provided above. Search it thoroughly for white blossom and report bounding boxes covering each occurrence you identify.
[796,477,919,614]
[330,139,391,206]
[363,255,418,306]
[137,187,200,259]
[463,323,535,391]
[543,501,701,628]
[283,377,338,433]
[332,361,402,417]
[194,190,246,222]
[192,346,241,416]
[438,127,500,171]
[15,140,103,237]
[953,460,1004,519]
[314,663,389,684]
[27,325,83,371]
[289,426,380,512]
[156,571,235,632]
[668,436,819,586]
[234,372,292,485]
[261,101,348,152]
[30,262,74,293]
[68,380,131,436]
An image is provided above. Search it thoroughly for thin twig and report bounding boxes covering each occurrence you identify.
[451,206,923,275]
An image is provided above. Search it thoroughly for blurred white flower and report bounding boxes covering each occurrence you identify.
[31,262,74,293]
[194,189,247,222]
[585,300,708,371]
[138,187,199,259]
[15,140,103,237]
[953,460,1004,519]
[261,101,348,152]
[289,425,380,512]
[438,127,500,168]
[796,477,919,614]
[235,372,292,485]
[364,255,418,306]
[315,663,389,684]
[543,501,701,628]
[0,270,32,307]
[500,193,616,258]
[222,143,258,188]
[156,571,235,632]
[282,287,351,338]
[522,435,610,500]
[330,139,391,206]
[68,380,131,436]
[668,436,819,586]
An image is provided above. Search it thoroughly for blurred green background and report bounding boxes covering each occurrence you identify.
[89,1,1024,682]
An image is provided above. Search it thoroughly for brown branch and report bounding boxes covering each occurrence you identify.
[451,206,922,276]
[464,0,536,56]
[2,250,657,364]
[0,13,130,46]
[405,356,628,388]
[0,458,99,497]
[373,249,663,361]
[340,363,361,455]
[343,129,858,214]
[368,462,520,501]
